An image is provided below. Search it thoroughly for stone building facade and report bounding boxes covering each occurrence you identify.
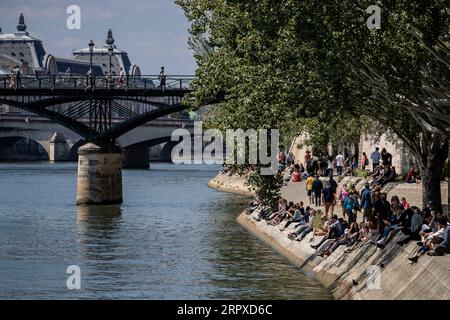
[289,132,415,175]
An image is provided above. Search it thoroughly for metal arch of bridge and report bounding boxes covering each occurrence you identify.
[0,75,194,144]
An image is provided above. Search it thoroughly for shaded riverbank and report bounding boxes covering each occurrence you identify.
[210,172,450,300]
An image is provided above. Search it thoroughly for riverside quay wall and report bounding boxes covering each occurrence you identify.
[209,172,450,300]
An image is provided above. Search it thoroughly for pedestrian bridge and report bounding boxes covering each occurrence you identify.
[0,74,201,204]
[0,75,194,145]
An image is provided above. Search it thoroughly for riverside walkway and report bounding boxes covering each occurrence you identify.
[281,177,448,215]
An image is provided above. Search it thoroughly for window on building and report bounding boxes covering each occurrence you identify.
[19,52,24,57]
[11,52,16,56]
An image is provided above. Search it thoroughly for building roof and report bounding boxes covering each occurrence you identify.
[0,15,140,76]
[0,32,36,41]
[54,57,103,75]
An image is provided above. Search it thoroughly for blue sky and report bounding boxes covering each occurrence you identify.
[0,0,197,74]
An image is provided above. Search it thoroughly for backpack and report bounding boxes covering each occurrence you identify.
[354,199,360,211]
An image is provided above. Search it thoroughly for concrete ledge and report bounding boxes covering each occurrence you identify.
[238,211,450,300]
[210,172,450,300]
[207,172,255,196]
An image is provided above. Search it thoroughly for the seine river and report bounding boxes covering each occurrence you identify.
[0,162,331,299]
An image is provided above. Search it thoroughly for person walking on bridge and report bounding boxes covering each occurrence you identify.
[8,69,16,89]
[159,66,166,91]
[14,65,22,89]
[117,67,125,88]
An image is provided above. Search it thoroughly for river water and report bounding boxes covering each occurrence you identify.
[0,162,331,299]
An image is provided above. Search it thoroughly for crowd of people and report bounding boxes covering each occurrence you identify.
[247,147,449,262]
[279,147,421,185]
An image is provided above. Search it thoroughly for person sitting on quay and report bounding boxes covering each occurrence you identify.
[316,222,360,257]
[287,208,322,241]
[285,206,313,238]
[371,166,387,186]
[396,206,423,246]
[374,203,411,249]
[242,167,449,262]
[300,164,309,181]
[290,164,302,182]
[390,195,400,211]
[408,215,449,263]
[254,204,273,221]
[380,165,397,187]
[266,199,289,225]
[419,210,438,242]
[310,214,344,250]
[282,164,294,183]
[280,202,306,231]
[244,194,261,215]
[427,216,450,257]
[369,165,384,184]
[358,214,380,243]
[405,167,418,184]
[373,192,391,230]
[401,197,410,209]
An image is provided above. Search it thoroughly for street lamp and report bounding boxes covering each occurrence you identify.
[108,45,113,88]
[88,40,94,72]
[108,45,113,74]
[88,40,94,88]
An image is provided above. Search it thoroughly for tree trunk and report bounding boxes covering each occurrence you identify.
[420,135,448,213]
[422,161,444,213]
[448,142,450,219]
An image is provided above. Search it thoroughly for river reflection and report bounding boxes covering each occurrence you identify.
[0,162,332,299]
[76,205,123,259]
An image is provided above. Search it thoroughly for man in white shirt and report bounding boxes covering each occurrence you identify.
[335,151,344,176]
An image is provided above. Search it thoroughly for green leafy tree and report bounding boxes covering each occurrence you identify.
[178,0,449,211]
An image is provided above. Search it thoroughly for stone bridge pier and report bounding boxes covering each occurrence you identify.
[49,132,70,162]
[76,142,123,205]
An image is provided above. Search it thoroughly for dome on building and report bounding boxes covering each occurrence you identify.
[17,13,27,33]
[106,29,115,47]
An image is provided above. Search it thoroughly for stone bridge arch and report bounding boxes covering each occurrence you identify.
[0,136,49,161]
[0,129,78,161]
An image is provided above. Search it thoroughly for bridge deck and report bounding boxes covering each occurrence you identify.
[0,88,191,97]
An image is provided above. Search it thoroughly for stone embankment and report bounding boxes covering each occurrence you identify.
[210,172,450,300]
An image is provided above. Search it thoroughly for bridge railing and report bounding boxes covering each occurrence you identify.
[0,75,195,91]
